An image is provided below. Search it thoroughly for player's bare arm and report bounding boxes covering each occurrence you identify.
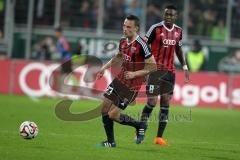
[124,55,157,80]
[176,47,190,82]
[96,52,123,79]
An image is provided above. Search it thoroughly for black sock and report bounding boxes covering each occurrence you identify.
[102,114,114,143]
[157,105,169,137]
[140,104,153,123]
[116,114,140,129]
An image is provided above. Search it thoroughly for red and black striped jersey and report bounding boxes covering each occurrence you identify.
[145,21,183,72]
[117,35,152,91]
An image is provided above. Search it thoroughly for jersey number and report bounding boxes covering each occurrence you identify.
[106,86,114,95]
[149,85,154,94]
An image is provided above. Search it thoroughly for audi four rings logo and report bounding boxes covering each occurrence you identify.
[163,39,176,45]
[19,62,112,98]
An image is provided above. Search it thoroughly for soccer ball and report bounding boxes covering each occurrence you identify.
[19,121,38,139]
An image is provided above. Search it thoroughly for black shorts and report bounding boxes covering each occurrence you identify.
[146,70,175,96]
[104,79,138,110]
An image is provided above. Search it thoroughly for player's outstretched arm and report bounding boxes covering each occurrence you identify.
[176,47,190,82]
[96,52,123,79]
[124,55,156,80]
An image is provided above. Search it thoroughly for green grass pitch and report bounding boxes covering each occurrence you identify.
[0,95,240,160]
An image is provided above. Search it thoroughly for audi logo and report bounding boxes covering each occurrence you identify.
[163,39,176,45]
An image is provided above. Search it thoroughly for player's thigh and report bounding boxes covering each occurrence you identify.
[104,79,137,110]
[146,70,166,96]
[159,72,175,96]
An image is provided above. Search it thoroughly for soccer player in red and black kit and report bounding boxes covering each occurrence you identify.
[96,15,156,147]
[137,5,190,146]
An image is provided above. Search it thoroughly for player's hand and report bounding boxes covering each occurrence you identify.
[96,69,104,80]
[184,69,190,83]
[124,71,136,80]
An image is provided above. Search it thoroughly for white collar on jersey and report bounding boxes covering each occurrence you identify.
[163,21,175,32]
[127,35,139,45]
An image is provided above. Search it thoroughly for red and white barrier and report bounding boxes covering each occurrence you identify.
[0,59,239,108]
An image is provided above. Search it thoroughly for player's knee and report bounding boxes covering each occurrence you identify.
[101,105,108,114]
[108,111,118,120]
[160,95,171,106]
[147,98,157,108]
[101,103,111,114]
[160,101,169,106]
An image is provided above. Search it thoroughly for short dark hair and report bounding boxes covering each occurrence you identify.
[165,4,177,11]
[126,14,140,28]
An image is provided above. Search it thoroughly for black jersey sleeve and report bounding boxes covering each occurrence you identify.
[145,25,157,44]
[137,37,152,59]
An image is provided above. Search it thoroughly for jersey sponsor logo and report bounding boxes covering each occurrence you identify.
[163,39,176,47]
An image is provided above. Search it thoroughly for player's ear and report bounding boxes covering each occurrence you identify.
[135,26,139,32]
[174,11,178,20]
[175,14,178,20]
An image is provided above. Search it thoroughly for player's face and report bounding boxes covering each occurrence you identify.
[163,9,177,27]
[123,19,138,38]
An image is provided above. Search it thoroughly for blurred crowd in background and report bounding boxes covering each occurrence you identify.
[4,0,239,39]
